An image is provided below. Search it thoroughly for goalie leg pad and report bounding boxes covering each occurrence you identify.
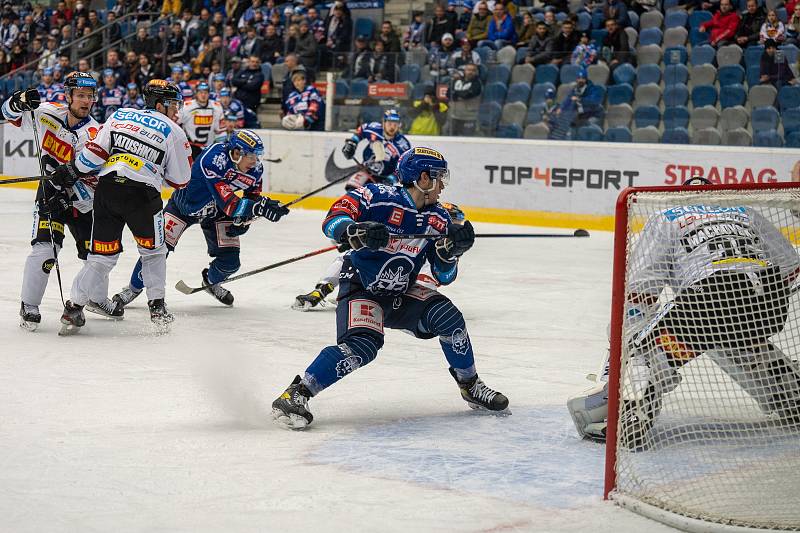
[567,381,608,441]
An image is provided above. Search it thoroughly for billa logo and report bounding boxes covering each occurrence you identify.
[193,114,214,125]
[42,130,73,163]
[93,239,121,254]
[134,235,154,248]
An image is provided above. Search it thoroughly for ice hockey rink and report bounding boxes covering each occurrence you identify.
[0,186,677,532]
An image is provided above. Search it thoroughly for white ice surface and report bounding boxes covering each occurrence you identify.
[0,188,676,532]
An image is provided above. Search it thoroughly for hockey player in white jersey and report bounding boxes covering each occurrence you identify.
[569,184,800,449]
[51,80,192,334]
[180,81,224,159]
[0,72,120,330]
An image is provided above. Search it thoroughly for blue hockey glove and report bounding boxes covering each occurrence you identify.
[435,221,475,263]
[341,221,389,251]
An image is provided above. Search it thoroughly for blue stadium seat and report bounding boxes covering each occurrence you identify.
[662,127,690,144]
[779,85,800,110]
[718,64,745,87]
[535,64,559,85]
[690,44,716,66]
[663,105,690,129]
[780,44,799,65]
[476,46,493,64]
[398,64,421,84]
[664,64,689,85]
[577,124,604,141]
[691,85,718,107]
[720,83,747,108]
[689,10,713,28]
[483,82,509,103]
[496,124,523,138]
[556,11,569,22]
[507,82,532,104]
[664,83,689,107]
[577,11,592,31]
[487,64,512,85]
[751,106,780,132]
[526,103,546,124]
[665,11,688,28]
[754,130,784,147]
[515,47,529,64]
[634,105,661,128]
[605,126,632,142]
[591,29,608,44]
[612,63,636,85]
[782,106,800,135]
[561,64,581,85]
[777,7,788,23]
[745,45,765,69]
[411,81,434,100]
[637,64,662,85]
[786,130,800,147]
[690,27,710,46]
[607,83,634,104]
[530,82,556,105]
[335,79,349,98]
[639,28,663,46]
[350,79,369,98]
[664,46,689,65]
[360,105,382,123]
[746,65,762,87]
[478,102,502,133]
[354,18,374,40]
[629,11,640,29]
[591,9,606,30]
[664,0,681,9]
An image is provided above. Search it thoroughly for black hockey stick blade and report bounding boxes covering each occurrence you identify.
[175,244,340,295]
[0,174,51,185]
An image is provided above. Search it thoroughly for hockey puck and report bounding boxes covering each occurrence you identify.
[574,229,590,237]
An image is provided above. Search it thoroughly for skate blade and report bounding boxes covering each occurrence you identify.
[151,319,172,335]
[271,408,310,430]
[291,299,313,312]
[85,306,124,321]
[19,318,39,332]
[58,323,81,336]
[466,403,512,416]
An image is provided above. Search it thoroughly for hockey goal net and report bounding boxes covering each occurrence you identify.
[605,183,800,532]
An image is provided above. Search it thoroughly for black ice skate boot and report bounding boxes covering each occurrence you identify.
[112,285,142,308]
[292,282,335,311]
[85,298,125,320]
[449,368,510,413]
[201,268,234,306]
[19,302,41,332]
[272,375,314,430]
[148,298,175,329]
[59,300,85,336]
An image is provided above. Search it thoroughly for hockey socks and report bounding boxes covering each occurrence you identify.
[303,335,383,395]
[421,299,476,376]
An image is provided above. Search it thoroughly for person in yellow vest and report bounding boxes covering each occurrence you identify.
[408,85,448,136]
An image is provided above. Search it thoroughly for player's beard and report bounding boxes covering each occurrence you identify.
[68,101,92,120]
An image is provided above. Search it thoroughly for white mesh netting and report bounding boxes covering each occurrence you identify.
[613,188,800,531]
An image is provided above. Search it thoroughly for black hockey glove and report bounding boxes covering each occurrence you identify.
[435,221,475,263]
[364,158,384,177]
[51,160,80,187]
[37,187,72,217]
[8,88,41,113]
[342,138,357,160]
[225,219,251,237]
[253,197,290,222]
[341,221,390,251]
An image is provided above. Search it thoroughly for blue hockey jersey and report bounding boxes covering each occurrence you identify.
[171,142,263,219]
[322,183,457,296]
[352,122,411,178]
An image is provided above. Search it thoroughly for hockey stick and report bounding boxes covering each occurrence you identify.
[29,109,66,306]
[0,174,51,185]
[264,157,283,163]
[397,229,591,240]
[174,244,340,295]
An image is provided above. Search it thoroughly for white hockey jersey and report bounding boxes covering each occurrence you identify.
[629,205,800,299]
[179,99,224,147]
[73,108,192,191]
[1,100,100,213]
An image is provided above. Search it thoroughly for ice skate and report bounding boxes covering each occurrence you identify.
[292,282,335,311]
[148,299,174,333]
[58,300,85,336]
[272,375,314,430]
[112,285,142,308]
[202,268,234,306]
[85,298,124,320]
[449,368,510,414]
[19,302,41,331]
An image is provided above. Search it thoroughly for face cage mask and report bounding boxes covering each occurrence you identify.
[413,166,450,197]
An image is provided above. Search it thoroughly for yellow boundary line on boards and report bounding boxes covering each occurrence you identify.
[1,177,615,231]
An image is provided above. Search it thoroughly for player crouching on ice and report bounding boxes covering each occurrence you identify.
[272,147,509,430]
[112,129,289,308]
[568,182,800,450]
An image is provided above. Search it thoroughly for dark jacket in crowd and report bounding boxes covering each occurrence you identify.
[231,65,264,110]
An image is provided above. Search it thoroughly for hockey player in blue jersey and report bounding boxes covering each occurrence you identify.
[36,67,65,103]
[111,129,289,308]
[122,82,145,109]
[272,147,509,430]
[341,108,411,190]
[94,69,125,121]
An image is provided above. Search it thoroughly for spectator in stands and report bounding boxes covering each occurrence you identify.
[308,8,326,44]
[105,11,123,45]
[224,24,241,55]
[604,0,631,28]
[56,54,73,76]
[281,53,313,101]
[0,12,18,51]
[408,85,448,135]
[19,14,37,46]
[601,18,633,70]
[544,0,569,14]
[787,4,800,44]
[543,11,559,39]
[111,0,129,18]
[699,0,740,48]
[124,50,139,77]
[760,38,797,86]
[350,35,372,78]
[238,25,263,59]
[321,1,351,69]
[483,2,517,48]
[131,25,158,58]
[284,23,299,55]
[428,3,459,47]
[202,34,233,71]
[227,0,249,24]
[231,54,265,113]
[430,33,457,80]
[281,69,324,131]
[449,62,482,135]
[9,43,26,72]
[451,38,481,70]
[167,23,190,65]
[76,25,102,69]
[160,0,182,19]
[404,10,427,50]
[572,31,598,67]
[262,23,283,63]
[516,12,537,49]
[105,49,129,86]
[0,49,10,78]
[131,53,159,87]
[31,4,49,34]
[551,20,579,65]
[736,0,766,48]
[525,21,554,66]
[369,40,396,82]
[26,37,45,66]
[630,0,661,16]
[296,20,318,72]
[760,9,787,44]
[58,24,74,57]
[77,58,99,81]
[466,2,491,45]
[378,21,401,53]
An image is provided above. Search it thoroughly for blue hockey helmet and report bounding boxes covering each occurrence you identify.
[396,147,449,186]
[383,108,401,123]
[228,129,264,156]
[196,81,210,92]
[219,87,231,97]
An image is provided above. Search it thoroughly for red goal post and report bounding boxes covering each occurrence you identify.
[605,182,800,532]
